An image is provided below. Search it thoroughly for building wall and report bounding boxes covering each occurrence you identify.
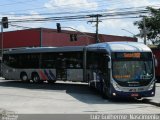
[42,29,91,47]
[0,28,137,49]
[2,29,40,48]
[151,48,160,79]
[99,34,137,42]
[41,28,137,47]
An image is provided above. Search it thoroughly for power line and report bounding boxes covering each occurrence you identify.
[2,4,159,17]
[0,7,46,15]
[7,9,147,24]
[10,24,33,29]
[0,1,158,25]
[0,0,41,7]
[1,0,159,16]
[0,6,150,16]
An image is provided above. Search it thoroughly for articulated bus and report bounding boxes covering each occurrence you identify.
[1,42,156,98]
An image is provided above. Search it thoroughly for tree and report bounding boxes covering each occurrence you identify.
[134,7,160,45]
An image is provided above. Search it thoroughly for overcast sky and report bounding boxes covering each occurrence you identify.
[0,0,160,40]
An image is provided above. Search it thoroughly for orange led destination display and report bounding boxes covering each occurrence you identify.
[114,75,131,79]
[123,53,141,58]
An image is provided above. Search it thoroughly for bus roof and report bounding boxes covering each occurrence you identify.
[4,42,152,54]
[87,42,152,52]
[4,46,84,54]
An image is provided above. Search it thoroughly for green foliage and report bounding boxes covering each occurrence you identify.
[134,7,160,44]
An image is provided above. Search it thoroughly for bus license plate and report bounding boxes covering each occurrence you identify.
[131,93,139,97]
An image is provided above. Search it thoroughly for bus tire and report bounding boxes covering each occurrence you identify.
[135,97,142,100]
[88,81,95,90]
[102,86,110,99]
[20,72,29,83]
[102,89,108,99]
[48,80,56,83]
[32,73,42,83]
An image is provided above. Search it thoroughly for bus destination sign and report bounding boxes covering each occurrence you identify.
[123,53,141,58]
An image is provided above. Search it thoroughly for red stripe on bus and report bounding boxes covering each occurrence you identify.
[39,70,47,80]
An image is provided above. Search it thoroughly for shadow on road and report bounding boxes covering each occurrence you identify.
[0,80,149,105]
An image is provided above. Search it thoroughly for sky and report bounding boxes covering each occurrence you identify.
[0,0,160,42]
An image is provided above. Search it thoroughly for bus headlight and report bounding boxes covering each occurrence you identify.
[112,81,121,91]
[148,81,154,91]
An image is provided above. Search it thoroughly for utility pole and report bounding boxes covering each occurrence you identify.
[88,14,102,43]
[143,17,147,45]
[1,22,3,76]
[1,23,3,60]
[40,28,43,47]
[1,17,8,76]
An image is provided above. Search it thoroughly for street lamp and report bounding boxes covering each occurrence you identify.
[121,29,136,38]
[60,26,95,39]
[56,23,95,44]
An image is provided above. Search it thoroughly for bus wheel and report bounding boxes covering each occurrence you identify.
[102,86,110,99]
[20,72,29,83]
[88,81,95,90]
[32,73,41,83]
[48,80,56,83]
[135,97,142,100]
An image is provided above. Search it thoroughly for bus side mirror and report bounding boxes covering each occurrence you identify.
[106,56,111,69]
[108,61,111,69]
[154,55,158,68]
[106,56,110,62]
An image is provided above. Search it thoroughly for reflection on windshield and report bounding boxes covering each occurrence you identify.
[113,61,153,82]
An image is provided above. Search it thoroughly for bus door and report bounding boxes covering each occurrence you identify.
[56,58,67,80]
[87,52,109,90]
[0,60,2,76]
[65,52,83,82]
[98,53,110,92]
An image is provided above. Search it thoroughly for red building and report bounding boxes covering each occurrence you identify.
[149,46,160,82]
[1,28,137,49]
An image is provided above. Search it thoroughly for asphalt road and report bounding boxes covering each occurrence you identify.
[0,79,159,114]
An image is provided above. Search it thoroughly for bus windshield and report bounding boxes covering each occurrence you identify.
[112,52,154,87]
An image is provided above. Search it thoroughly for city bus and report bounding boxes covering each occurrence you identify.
[1,42,156,98]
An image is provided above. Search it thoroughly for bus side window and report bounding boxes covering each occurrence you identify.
[3,55,8,64]
[6,55,18,68]
[65,52,83,69]
[87,52,98,70]
[41,53,56,69]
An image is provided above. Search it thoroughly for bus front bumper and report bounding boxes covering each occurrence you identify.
[110,85,155,98]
